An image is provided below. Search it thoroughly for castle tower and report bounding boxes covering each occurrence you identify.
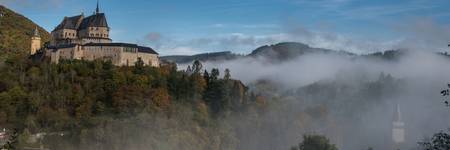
[30,26,41,55]
[392,104,405,149]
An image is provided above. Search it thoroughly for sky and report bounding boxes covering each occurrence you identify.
[1,0,450,55]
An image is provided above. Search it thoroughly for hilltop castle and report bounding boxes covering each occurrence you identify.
[31,1,159,67]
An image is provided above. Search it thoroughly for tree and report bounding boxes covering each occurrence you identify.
[149,88,171,111]
[133,57,145,74]
[418,85,450,149]
[210,68,219,81]
[186,65,192,74]
[419,130,450,150]
[203,70,210,84]
[192,60,203,74]
[291,135,338,150]
[224,68,231,80]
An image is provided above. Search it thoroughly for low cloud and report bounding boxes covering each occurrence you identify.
[177,47,450,150]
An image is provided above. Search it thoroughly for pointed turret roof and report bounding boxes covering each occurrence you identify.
[33,26,40,37]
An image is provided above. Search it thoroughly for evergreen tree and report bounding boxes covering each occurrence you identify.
[291,135,338,150]
[192,60,203,74]
[420,130,450,150]
[224,68,231,80]
[133,57,145,74]
[203,70,210,84]
[210,68,219,81]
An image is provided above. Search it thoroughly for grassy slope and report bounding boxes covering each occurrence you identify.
[0,5,50,53]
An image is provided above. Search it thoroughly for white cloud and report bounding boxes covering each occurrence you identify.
[159,46,202,56]
[208,23,279,30]
[148,16,450,56]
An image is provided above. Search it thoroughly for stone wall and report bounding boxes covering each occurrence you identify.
[83,45,122,64]
[81,38,111,44]
[138,52,159,67]
[78,27,109,39]
[49,45,159,67]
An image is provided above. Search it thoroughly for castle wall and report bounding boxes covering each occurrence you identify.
[138,53,159,67]
[78,27,109,39]
[50,46,78,64]
[81,38,111,44]
[116,48,159,67]
[50,50,60,64]
[52,29,78,40]
[58,46,77,60]
[119,48,139,66]
[51,29,80,46]
[83,45,122,64]
[49,45,159,67]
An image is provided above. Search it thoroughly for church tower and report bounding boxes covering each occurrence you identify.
[392,104,405,149]
[30,27,41,55]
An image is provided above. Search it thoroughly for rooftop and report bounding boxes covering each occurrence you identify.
[48,43,158,55]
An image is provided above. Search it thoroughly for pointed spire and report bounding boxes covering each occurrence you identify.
[394,103,402,122]
[33,26,40,37]
[96,0,100,14]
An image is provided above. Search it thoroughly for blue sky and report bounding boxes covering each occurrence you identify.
[2,0,450,55]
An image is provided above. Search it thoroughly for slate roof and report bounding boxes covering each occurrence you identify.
[138,46,158,55]
[54,15,83,31]
[47,44,78,51]
[54,13,108,31]
[78,13,108,30]
[84,43,158,54]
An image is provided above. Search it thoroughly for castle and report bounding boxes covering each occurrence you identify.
[31,1,159,67]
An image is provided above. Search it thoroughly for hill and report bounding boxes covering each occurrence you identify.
[160,42,356,64]
[248,42,352,61]
[0,5,50,53]
[161,51,242,64]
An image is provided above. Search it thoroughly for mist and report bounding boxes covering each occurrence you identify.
[177,49,450,150]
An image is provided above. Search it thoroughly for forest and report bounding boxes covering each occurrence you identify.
[0,49,449,150]
[0,50,268,149]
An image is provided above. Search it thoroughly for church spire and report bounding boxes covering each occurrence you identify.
[394,103,402,122]
[96,0,100,14]
[392,103,405,146]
